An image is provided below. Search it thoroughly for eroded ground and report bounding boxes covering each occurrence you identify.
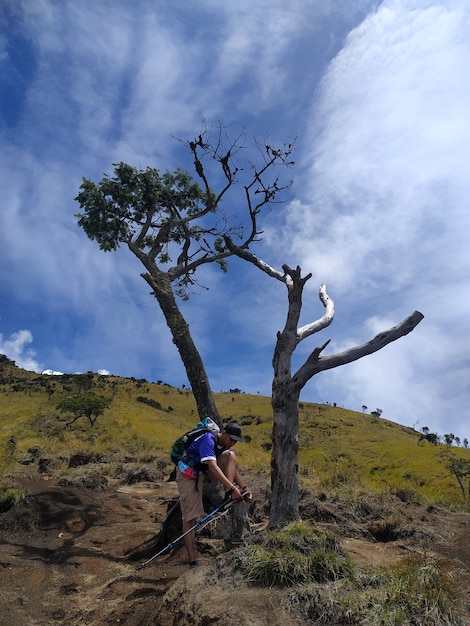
[1,465,469,625]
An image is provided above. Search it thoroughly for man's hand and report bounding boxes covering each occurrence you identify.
[230,486,244,501]
[241,487,252,501]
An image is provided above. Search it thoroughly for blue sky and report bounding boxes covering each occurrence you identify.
[1,0,469,442]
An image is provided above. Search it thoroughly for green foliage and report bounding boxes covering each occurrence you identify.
[441,451,470,503]
[0,484,28,513]
[56,393,112,428]
[75,164,210,253]
[74,160,238,300]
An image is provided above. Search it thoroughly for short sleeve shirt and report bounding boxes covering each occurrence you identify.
[178,431,217,479]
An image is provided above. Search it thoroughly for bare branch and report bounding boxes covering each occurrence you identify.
[290,310,424,393]
[297,284,335,341]
[187,123,246,206]
[224,237,286,282]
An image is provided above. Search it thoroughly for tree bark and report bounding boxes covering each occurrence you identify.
[270,393,301,529]
[268,266,307,528]
[142,269,221,425]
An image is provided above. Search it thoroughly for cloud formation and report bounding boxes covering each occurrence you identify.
[0,329,42,372]
[268,0,470,435]
[1,0,469,442]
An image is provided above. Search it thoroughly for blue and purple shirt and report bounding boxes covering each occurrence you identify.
[178,431,219,479]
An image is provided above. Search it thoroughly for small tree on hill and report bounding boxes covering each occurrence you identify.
[442,453,470,503]
[444,433,455,447]
[57,394,112,428]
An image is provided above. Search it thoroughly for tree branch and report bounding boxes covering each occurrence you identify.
[290,310,424,393]
[224,237,286,282]
[297,284,335,341]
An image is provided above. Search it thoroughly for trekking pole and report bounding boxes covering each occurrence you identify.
[137,495,237,570]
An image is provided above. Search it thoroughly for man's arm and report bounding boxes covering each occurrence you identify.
[233,469,252,500]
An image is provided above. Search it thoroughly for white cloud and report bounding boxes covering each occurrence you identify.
[311,313,470,439]
[260,0,470,440]
[275,0,470,293]
[0,329,42,372]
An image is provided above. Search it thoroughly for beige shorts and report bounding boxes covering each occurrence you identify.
[177,469,205,522]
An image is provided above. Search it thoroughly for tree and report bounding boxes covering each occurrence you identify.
[75,125,424,529]
[75,126,293,426]
[444,433,455,447]
[223,243,424,528]
[418,431,439,445]
[56,394,112,428]
[442,454,470,503]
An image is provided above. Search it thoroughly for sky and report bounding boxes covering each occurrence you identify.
[1,0,469,442]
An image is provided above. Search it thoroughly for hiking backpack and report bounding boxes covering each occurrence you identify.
[170,417,220,467]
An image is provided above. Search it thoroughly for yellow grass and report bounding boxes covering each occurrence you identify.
[1,360,469,506]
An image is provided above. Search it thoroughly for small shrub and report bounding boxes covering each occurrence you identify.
[235,520,352,587]
[392,484,423,504]
[0,484,28,513]
[367,516,403,542]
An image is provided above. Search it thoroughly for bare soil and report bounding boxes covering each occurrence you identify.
[1,465,469,625]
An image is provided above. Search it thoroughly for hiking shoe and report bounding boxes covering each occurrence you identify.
[189,561,199,568]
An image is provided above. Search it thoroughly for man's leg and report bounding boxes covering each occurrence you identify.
[182,519,197,564]
[218,450,247,543]
[176,470,204,565]
[218,449,237,485]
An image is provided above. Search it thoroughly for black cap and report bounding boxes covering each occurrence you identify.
[224,422,242,441]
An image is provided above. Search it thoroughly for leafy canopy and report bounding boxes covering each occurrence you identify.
[75,163,235,298]
[75,128,294,300]
[76,163,215,253]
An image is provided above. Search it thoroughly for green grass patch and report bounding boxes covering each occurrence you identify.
[1,360,469,507]
[289,556,463,625]
[234,520,353,587]
[0,483,28,512]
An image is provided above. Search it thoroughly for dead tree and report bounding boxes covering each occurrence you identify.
[224,241,424,528]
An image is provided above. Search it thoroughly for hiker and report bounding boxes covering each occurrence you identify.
[176,421,252,567]
[7,435,16,454]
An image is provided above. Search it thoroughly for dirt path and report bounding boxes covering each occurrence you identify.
[0,478,184,625]
[1,475,469,625]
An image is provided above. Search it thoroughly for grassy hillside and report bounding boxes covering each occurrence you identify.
[1,356,469,508]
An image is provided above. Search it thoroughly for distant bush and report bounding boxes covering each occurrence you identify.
[136,396,163,411]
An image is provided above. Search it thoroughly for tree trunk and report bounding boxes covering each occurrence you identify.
[142,270,221,425]
[269,266,307,528]
[269,387,300,529]
[219,249,425,532]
